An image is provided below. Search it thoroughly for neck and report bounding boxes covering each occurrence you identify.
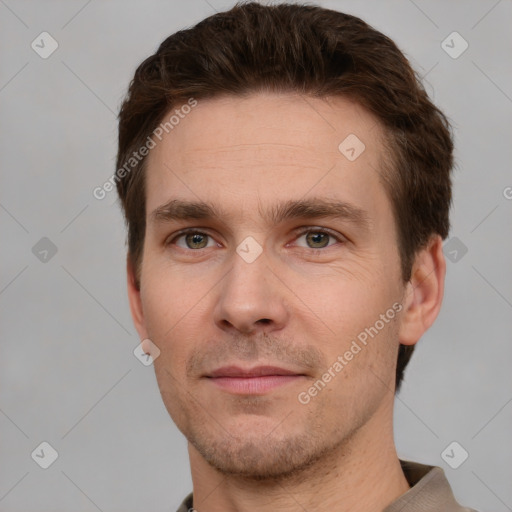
[187,402,409,512]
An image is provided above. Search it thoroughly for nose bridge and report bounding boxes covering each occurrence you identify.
[214,242,288,333]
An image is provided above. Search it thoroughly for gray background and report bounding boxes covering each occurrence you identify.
[1,0,511,511]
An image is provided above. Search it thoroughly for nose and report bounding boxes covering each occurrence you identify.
[213,248,289,335]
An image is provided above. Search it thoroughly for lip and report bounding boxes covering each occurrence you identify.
[208,365,302,378]
[205,365,306,394]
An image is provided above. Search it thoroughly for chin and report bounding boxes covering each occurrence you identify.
[188,426,337,481]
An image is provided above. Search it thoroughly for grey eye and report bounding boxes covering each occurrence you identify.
[305,232,331,248]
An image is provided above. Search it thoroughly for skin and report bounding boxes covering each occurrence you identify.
[127,92,446,512]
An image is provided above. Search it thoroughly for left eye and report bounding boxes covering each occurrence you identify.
[295,230,339,249]
[174,232,216,250]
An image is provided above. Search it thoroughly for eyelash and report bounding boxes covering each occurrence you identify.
[292,227,343,251]
[166,227,344,252]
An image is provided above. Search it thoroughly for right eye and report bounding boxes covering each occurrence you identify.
[168,230,218,250]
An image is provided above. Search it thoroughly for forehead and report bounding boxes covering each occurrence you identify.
[144,92,390,225]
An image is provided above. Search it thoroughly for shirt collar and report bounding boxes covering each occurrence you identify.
[176,460,476,512]
[384,460,475,512]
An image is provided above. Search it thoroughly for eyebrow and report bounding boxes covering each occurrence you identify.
[150,197,371,230]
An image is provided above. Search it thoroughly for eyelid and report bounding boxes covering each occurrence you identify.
[165,226,345,249]
[291,226,346,245]
[165,228,219,247]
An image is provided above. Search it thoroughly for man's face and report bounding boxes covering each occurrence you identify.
[131,93,407,478]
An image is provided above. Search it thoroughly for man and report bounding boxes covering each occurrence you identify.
[115,2,478,511]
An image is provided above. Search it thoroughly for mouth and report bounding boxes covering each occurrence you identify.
[204,365,307,395]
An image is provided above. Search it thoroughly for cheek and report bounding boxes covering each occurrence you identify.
[302,269,402,382]
[322,317,400,414]
[140,245,202,320]
[299,266,395,331]
[139,270,194,358]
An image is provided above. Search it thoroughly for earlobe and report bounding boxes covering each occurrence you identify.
[126,257,148,339]
[398,235,446,346]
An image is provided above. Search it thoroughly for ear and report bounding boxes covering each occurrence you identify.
[398,235,446,346]
[127,257,148,340]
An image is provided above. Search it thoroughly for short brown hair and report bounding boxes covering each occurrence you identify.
[116,2,454,390]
